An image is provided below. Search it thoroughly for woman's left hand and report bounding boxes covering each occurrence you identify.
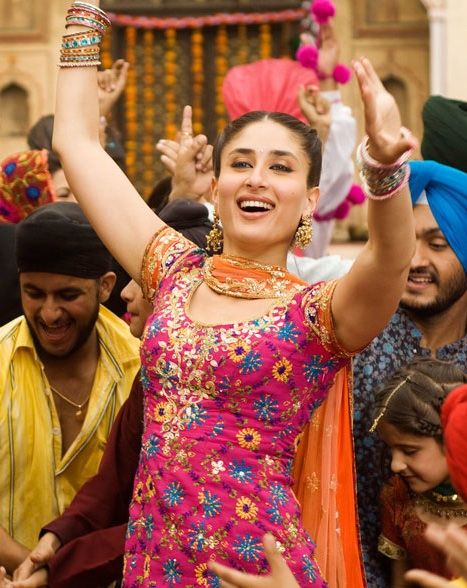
[353,57,417,163]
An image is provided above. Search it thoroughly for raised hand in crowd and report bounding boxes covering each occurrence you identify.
[97,58,130,119]
[208,534,300,588]
[405,524,467,587]
[156,106,213,202]
[297,84,332,142]
[316,22,340,86]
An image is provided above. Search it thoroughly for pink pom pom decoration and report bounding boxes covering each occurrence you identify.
[333,63,352,84]
[310,0,336,25]
[347,184,366,205]
[334,200,351,220]
[296,44,319,70]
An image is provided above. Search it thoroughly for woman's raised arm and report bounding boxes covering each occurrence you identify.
[53,1,168,281]
[331,58,417,352]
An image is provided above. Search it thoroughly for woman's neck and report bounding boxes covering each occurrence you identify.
[221,241,289,268]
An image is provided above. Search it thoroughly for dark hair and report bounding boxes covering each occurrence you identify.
[27,115,61,174]
[212,111,322,188]
[372,358,467,442]
[147,176,172,214]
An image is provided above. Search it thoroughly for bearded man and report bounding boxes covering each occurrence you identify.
[353,160,467,587]
[0,202,140,573]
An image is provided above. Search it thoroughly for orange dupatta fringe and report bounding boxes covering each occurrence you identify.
[293,366,366,588]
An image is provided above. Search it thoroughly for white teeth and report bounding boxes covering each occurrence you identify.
[410,277,432,283]
[239,200,273,211]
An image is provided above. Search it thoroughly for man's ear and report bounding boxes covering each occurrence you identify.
[98,271,117,303]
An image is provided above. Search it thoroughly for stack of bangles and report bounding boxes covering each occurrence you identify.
[357,131,413,200]
[59,1,110,68]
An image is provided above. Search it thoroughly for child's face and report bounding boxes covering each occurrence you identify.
[378,422,449,493]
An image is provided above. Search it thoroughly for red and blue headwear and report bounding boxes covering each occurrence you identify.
[0,150,56,224]
[409,160,467,272]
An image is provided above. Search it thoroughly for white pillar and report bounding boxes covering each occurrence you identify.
[420,0,447,95]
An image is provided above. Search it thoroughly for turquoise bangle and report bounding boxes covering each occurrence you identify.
[62,34,102,49]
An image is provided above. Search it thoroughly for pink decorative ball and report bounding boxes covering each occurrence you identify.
[333,64,352,84]
[334,200,351,220]
[310,0,336,25]
[347,184,366,205]
[296,44,319,70]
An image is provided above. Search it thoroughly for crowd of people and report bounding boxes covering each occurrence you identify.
[0,1,466,587]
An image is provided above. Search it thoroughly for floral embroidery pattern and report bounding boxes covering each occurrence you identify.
[124,228,347,586]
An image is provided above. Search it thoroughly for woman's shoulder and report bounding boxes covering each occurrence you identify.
[142,226,206,302]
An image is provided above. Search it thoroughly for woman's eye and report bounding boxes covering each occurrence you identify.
[271,163,292,172]
[231,161,251,169]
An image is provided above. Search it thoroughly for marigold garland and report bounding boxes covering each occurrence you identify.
[215,25,229,132]
[124,26,138,181]
[142,28,156,193]
[191,28,204,135]
[259,23,272,60]
[236,23,248,65]
[108,9,306,30]
[164,28,178,139]
[100,30,113,70]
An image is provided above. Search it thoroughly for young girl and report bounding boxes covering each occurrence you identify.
[51,2,417,585]
[372,359,467,586]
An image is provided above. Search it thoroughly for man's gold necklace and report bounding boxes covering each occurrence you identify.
[50,385,90,422]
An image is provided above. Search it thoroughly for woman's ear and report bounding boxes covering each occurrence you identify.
[211,176,219,209]
[304,186,320,216]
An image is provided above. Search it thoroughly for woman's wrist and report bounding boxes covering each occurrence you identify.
[357,135,413,200]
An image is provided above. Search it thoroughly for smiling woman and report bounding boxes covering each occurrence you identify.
[46,2,420,585]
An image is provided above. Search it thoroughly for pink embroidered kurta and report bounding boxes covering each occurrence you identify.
[123,228,350,587]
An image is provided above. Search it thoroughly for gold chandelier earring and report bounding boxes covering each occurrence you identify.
[292,215,313,249]
[206,211,224,253]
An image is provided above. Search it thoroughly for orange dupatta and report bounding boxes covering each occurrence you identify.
[293,365,366,588]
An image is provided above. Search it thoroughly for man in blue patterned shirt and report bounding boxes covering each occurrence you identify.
[353,161,467,587]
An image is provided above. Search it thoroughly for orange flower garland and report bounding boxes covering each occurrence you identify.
[100,29,113,70]
[142,28,156,193]
[191,28,204,135]
[259,23,272,60]
[236,23,249,65]
[164,28,178,139]
[124,26,138,181]
[215,24,229,132]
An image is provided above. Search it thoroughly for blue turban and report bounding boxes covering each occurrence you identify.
[409,160,467,272]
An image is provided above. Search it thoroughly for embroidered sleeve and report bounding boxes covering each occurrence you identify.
[378,478,406,560]
[302,280,355,357]
[140,226,203,302]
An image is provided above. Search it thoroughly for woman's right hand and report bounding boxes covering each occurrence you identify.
[353,57,417,164]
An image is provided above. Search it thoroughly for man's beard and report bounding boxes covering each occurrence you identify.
[26,302,100,361]
[400,268,467,318]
